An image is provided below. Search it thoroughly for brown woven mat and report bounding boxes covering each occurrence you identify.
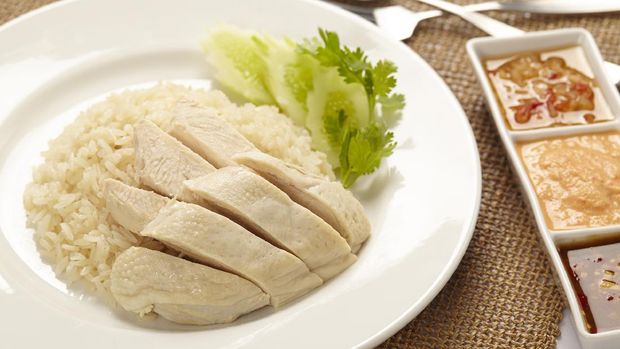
[3,1,620,348]
[378,1,620,348]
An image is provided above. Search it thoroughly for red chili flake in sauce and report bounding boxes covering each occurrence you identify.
[574,82,589,92]
[571,82,595,101]
[607,295,614,301]
[578,293,589,308]
[514,99,544,123]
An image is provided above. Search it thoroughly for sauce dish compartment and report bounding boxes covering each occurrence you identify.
[553,231,620,338]
[468,28,620,134]
[516,131,620,232]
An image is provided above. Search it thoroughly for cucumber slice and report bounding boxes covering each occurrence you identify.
[264,37,318,125]
[202,27,274,105]
[306,67,370,166]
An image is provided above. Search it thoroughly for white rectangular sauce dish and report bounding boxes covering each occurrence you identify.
[467,28,620,349]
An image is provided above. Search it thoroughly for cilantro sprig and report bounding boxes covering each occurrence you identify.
[301,29,404,187]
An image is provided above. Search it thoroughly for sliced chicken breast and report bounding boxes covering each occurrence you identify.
[184,166,356,280]
[170,103,257,168]
[142,201,322,307]
[165,106,369,253]
[133,119,215,199]
[233,151,371,253]
[111,246,269,325]
[103,178,169,233]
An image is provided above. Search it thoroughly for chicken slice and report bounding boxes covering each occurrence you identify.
[233,151,371,253]
[165,105,369,253]
[111,246,269,325]
[142,201,322,307]
[104,179,321,306]
[184,166,356,280]
[133,119,215,199]
[170,103,257,168]
[103,178,170,233]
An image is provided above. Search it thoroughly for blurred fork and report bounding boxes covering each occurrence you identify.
[328,1,502,39]
[329,0,620,40]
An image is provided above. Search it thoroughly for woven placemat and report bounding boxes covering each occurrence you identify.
[2,1,619,348]
[378,1,620,348]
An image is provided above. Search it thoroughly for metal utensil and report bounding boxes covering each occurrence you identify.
[334,0,620,18]
[414,0,525,37]
[414,0,620,89]
[492,0,620,14]
[373,4,521,40]
[331,0,620,38]
[327,2,504,24]
[331,3,511,39]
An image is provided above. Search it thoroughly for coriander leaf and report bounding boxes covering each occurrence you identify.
[379,93,405,112]
[338,125,354,180]
[301,29,372,106]
[300,28,403,186]
[372,60,398,97]
[379,93,406,127]
[324,109,348,148]
[307,29,342,67]
[339,123,397,188]
[300,28,405,124]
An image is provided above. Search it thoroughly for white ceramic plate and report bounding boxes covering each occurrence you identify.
[0,0,481,348]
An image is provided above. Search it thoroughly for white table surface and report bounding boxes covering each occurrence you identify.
[558,308,581,349]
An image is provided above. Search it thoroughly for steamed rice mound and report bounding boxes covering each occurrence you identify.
[23,83,333,296]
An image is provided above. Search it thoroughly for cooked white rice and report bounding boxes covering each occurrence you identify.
[23,83,333,296]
